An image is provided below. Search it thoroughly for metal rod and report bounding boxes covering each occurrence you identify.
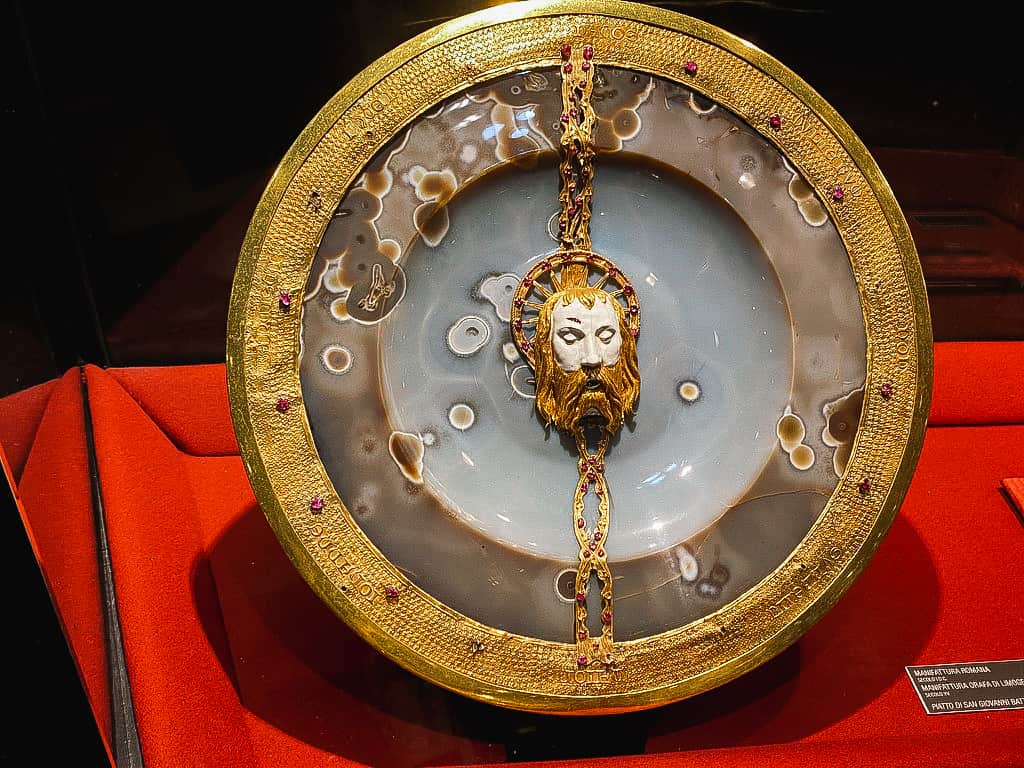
[80,367,145,768]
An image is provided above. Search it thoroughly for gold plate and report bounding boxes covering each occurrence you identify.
[227,0,932,713]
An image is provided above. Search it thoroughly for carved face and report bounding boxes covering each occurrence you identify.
[551,298,622,372]
[533,288,640,433]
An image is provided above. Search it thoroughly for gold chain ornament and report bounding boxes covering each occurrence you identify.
[510,43,641,669]
[558,43,597,253]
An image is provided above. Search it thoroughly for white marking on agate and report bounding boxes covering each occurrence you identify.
[776,411,805,452]
[446,315,491,357]
[320,345,352,375]
[449,403,476,431]
[478,273,520,322]
[329,295,351,322]
[776,409,816,471]
[790,444,815,470]
[509,365,536,399]
[678,381,701,403]
[673,545,699,582]
[387,431,424,484]
[687,92,717,115]
[788,172,828,227]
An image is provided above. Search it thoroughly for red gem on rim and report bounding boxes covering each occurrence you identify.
[587,471,596,480]
[309,496,324,513]
[278,291,292,309]
[629,305,639,315]
[567,206,576,215]
[578,630,587,640]
[598,549,605,557]
[561,43,572,59]
[275,397,290,413]
[631,328,640,337]
[577,518,585,528]
[857,478,871,496]
[832,186,845,202]
[623,284,634,295]
[541,260,552,270]
[583,45,593,60]
[560,112,569,123]
[593,531,602,540]
[524,277,533,286]
[596,487,603,496]
[601,611,611,624]
[523,340,531,350]
[576,591,587,602]
[769,113,782,130]
[880,383,894,400]
[597,462,604,471]
[683,60,698,76]
[558,219,566,230]
[564,63,573,74]
[582,61,591,71]
[513,297,524,307]
[384,586,399,599]
[578,655,588,667]
[569,108,578,118]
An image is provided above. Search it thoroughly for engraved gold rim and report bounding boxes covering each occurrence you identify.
[227,0,932,713]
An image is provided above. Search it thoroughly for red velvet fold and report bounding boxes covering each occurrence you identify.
[1,342,1021,768]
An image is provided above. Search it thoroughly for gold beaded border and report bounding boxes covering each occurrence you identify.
[227,0,932,713]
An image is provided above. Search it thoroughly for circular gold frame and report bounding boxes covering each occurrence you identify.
[227,0,932,713]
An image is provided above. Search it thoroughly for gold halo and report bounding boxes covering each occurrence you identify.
[511,250,641,366]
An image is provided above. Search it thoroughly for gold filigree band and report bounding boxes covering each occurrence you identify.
[557,42,597,252]
[572,430,615,668]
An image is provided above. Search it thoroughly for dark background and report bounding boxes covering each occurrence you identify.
[2,1,1021,764]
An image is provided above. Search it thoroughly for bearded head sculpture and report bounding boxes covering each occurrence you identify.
[530,264,640,433]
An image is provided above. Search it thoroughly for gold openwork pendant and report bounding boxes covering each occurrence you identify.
[228,0,932,713]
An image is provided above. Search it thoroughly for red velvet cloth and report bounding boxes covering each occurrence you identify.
[1,343,1022,768]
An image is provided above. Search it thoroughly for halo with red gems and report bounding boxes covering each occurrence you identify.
[510,250,640,367]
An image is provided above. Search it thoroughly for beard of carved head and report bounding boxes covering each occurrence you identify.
[533,288,640,434]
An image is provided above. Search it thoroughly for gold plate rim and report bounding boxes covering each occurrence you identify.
[227,0,933,713]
